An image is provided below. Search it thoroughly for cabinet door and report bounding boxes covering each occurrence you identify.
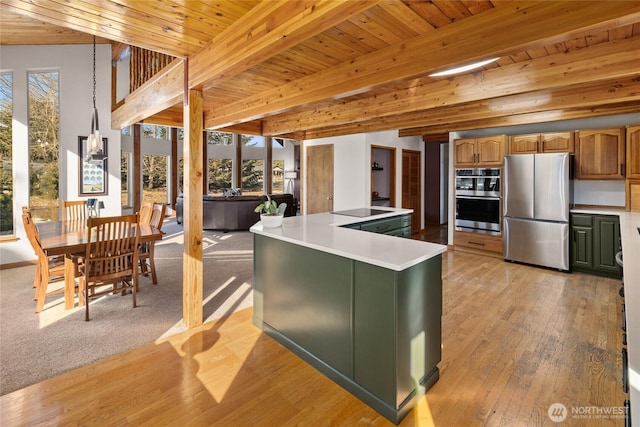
[627,179,640,212]
[476,135,505,165]
[571,226,593,270]
[593,215,621,276]
[626,125,640,179]
[575,127,625,180]
[454,138,477,166]
[540,132,574,153]
[509,134,538,154]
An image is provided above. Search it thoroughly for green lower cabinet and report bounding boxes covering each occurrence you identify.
[570,213,621,278]
[252,233,442,423]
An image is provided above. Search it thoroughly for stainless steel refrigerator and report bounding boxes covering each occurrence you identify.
[503,153,571,271]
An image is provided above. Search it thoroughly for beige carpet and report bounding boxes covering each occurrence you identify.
[0,220,255,395]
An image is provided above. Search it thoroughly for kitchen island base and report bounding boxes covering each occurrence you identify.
[252,234,442,424]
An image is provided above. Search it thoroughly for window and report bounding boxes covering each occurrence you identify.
[28,71,59,221]
[142,154,168,203]
[207,159,232,194]
[241,159,263,195]
[0,73,13,236]
[121,152,131,207]
[241,134,265,195]
[272,138,295,195]
[142,124,169,140]
[207,131,233,145]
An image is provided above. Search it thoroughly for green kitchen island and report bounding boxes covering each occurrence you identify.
[250,207,447,424]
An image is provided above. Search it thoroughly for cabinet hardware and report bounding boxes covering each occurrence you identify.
[468,241,485,246]
[622,348,628,393]
[621,163,624,176]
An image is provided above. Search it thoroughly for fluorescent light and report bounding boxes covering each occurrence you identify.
[429,57,500,77]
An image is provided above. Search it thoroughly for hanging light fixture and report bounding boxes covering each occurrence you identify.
[86,35,107,164]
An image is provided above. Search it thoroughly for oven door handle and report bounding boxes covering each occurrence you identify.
[456,195,501,201]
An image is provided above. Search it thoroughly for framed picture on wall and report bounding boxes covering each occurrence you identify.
[78,136,108,196]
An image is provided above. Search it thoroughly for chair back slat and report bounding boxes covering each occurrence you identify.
[63,200,88,220]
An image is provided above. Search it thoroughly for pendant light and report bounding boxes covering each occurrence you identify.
[86,35,107,164]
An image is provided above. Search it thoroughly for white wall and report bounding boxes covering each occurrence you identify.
[303,130,424,227]
[1,44,118,265]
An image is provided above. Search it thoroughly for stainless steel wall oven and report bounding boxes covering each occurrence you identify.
[455,168,501,235]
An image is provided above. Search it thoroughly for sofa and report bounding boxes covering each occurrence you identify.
[176,193,295,231]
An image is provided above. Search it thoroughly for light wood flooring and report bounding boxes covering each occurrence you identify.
[1,250,627,426]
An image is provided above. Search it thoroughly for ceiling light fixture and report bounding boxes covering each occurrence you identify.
[86,35,107,164]
[428,57,500,77]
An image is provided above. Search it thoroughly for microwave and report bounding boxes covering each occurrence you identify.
[455,168,501,198]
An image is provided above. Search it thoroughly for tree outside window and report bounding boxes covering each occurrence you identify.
[28,71,59,222]
[142,154,167,203]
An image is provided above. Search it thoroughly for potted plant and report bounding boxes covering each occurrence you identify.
[254,195,287,228]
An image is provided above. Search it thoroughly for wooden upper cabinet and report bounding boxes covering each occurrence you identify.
[453,138,477,166]
[540,132,574,153]
[508,132,574,154]
[454,135,505,167]
[509,134,539,154]
[575,127,625,180]
[626,125,640,179]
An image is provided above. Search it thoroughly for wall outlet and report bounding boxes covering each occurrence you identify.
[598,196,605,205]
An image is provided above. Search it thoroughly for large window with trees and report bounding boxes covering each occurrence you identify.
[28,71,59,221]
[0,73,13,236]
[142,154,168,203]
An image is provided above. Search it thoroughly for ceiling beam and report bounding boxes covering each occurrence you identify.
[301,77,640,139]
[398,103,640,138]
[111,58,184,130]
[260,37,640,135]
[204,1,640,129]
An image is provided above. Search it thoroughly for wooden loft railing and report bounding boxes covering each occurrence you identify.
[129,46,175,93]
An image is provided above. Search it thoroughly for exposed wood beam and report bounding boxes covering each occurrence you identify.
[261,37,640,135]
[399,102,640,138]
[189,0,381,90]
[111,58,184,130]
[205,1,640,129]
[302,77,640,138]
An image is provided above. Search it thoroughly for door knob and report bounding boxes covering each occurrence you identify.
[327,196,333,200]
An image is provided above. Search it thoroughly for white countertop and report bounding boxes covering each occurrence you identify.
[572,207,640,421]
[250,207,447,272]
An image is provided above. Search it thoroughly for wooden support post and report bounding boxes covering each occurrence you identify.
[133,124,141,213]
[170,127,178,209]
[183,88,204,328]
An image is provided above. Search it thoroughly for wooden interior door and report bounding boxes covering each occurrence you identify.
[402,150,421,235]
[307,144,334,214]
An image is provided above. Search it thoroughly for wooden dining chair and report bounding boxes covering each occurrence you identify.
[22,212,76,313]
[139,203,166,284]
[62,200,88,220]
[80,214,140,321]
[138,200,154,225]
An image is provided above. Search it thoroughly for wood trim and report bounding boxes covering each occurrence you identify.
[0,259,36,270]
[170,127,178,209]
[133,124,141,213]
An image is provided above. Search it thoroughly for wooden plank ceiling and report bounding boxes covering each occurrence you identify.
[2,0,640,140]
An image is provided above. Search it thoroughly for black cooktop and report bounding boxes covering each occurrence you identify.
[331,208,390,218]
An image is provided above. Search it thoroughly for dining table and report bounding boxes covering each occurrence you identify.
[37,219,163,310]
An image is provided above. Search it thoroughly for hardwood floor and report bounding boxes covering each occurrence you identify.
[1,250,626,426]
